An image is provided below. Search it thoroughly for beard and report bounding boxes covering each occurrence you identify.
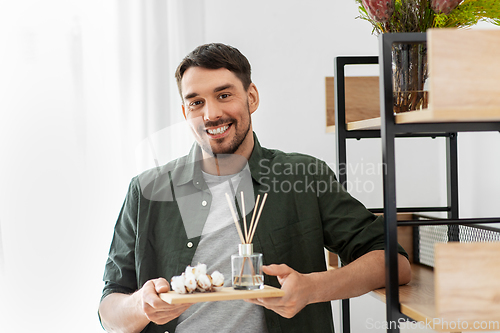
[197,103,252,157]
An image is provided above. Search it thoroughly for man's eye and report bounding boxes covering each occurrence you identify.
[219,94,230,99]
[190,100,203,106]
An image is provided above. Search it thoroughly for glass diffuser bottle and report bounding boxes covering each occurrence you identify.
[231,243,263,290]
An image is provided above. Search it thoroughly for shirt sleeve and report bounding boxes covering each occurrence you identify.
[101,178,140,301]
[316,161,408,265]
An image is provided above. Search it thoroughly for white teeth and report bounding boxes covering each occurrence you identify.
[207,125,229,135]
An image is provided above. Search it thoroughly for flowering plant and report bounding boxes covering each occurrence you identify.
[355,0,500,34]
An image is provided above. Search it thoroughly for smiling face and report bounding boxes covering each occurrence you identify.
[181,67,259,159]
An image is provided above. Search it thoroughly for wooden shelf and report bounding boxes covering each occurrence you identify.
[370,264,436,323]
[326,30,500,134]
[325,76,380,133]
[345,108,500,131]
[326,124,335,133]
[370,243,500,332]
[435,242,500,330]
[395,108,500,124]
[346,117,382,131]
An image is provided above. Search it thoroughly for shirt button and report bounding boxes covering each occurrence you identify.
[187,242,193,248]
[201,200,207,207]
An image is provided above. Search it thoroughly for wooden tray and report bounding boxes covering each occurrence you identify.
[159,285,284,304]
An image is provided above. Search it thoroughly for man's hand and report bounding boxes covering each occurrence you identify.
[245,264,312,318]
[139,278,192,325]
[99,277,191,333]
[244,252,411,320]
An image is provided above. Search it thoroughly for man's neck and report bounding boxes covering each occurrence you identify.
[201,151,251,176]
[201,132,254,176]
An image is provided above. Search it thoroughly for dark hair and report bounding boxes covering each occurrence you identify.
[175,43,252,99]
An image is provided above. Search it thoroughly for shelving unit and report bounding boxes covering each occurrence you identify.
[332,31,500,333]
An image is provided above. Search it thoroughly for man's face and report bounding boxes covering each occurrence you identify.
[181,67,259,157]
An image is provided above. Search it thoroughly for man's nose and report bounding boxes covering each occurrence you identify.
[203,100,222,121]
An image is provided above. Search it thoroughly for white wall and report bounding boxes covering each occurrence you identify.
[0,1,499,332]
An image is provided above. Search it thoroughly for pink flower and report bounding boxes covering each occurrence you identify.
[431,0,462,15]
[362,0,395,23]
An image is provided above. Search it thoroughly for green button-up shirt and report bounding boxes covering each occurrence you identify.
[102,133,407,333]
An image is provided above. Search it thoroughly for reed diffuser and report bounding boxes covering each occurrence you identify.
[225,191,268,290]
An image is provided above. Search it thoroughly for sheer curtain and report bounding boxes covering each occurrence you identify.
[0,0,203,331]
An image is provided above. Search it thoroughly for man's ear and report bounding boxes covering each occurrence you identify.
[182,104,187,119]
[247,83,260,114]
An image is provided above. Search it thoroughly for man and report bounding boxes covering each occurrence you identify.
[99,43,411,333]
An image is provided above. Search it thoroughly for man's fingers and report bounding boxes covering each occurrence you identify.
[143,293,192,324]
[141,279,169,309]
[153,277,171,294]
[262,264,292,277]
[263,264,294,286]
[138,278,193,326]
[144,302,191,319]
[248,296,284,307]
[245,297,295,319]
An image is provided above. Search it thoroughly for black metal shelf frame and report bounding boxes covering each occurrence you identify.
[334,32,500,333]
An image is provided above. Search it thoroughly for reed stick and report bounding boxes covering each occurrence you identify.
[247,194,260,244]
[241,191,248,243]
[248,192,268,244]
[225,193,245,244]
[236,256,258,285]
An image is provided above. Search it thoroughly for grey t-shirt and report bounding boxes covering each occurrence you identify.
[176,172,268,333]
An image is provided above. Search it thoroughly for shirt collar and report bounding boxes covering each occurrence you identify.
[174,142,205,188]
[247,132,266,185]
